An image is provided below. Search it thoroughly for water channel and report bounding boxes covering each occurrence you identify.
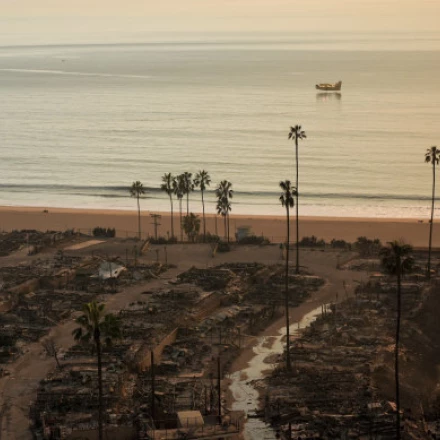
[228,305,325,440]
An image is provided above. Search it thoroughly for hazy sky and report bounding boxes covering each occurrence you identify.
[1,0,439,45]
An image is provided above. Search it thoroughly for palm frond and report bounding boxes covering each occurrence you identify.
[426,146,440,165]
[72,301,121,351]
[288,124,307,142]
[72,327,83,341]
[194,170,211,191]
[279,180,295,208]
[380,240,414,275]
[130,181,145,197]
[160,173,174,195]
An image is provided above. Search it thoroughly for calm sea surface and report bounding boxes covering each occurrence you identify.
[1,33,440,218]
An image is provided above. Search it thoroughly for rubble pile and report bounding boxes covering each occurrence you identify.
[245,266,324,307]
[0,259,100,368]
[0,229,75,256]
[30,281,243,439]
[218,262,266,276]
[342,258,381,272]
[32,262,314,439]
[263,258,432,440]
[0,250,171,377]
[31,346,132,438]
[0,265,43,290]
[179,264,324,311]
[72,259,169,293]
[177,266,234,290]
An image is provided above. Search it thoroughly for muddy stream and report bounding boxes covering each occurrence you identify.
[228,305,324,439]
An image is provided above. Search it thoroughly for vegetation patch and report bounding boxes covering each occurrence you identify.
[92,227,116,238]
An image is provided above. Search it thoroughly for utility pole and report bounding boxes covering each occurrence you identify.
[151,351,155,423]
[150,214,162,240]
[217,357,221,421]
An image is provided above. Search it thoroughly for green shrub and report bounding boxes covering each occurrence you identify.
[149,236,178,244]
[217,241,231,252]
[203,233,221,243]
[92,227,116,238]
[355,236,382,257]
[331,239,350,249]
[238,235,270,245]
[299,235,326,247]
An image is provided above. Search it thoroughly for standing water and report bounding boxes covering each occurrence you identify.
[229,305,325,439]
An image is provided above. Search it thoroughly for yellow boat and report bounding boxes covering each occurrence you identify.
[315,80,342,91]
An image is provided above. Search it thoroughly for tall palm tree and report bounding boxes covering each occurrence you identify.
[216,196,231,241]
[183,213,201,242]
[174,175,185,242]
[380,241,414,440]
[130,181,145,239]
[288,125,307,274]
[215,181,233,242]
[279,180,296,371]
[72,302,121,440]
[425,146,440,279]
[194,170,211,242]
[160,173,175,239]
[181,172,194,215]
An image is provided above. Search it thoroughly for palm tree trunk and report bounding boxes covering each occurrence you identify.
[295,138,300,274]
[224,215,227,241]
[395,258,401,440]
[428,161,436,278]
[95,331,104,440]
[169,195,174,239]
[285,206,291,371]
[137,196,141,240]
[227,213,230,243]
[202,190,206,242]
[179,199,183,242]
[186,193,189,215]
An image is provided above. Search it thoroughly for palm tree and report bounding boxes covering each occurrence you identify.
[174,175,185,242]
[130,181,145,239]
[288,125,307,274]
[181,172,194,215]
[216,196,231,241]
[72,302,121,440]
[194,170,211,242]
[425,146,440,279]
[279,180,296,371]
[161,173,175,239]
[380,241,414,440]
[183,213,201,242]
[215,181,233,242]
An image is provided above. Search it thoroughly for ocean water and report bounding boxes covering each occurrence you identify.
[1,32,440,218]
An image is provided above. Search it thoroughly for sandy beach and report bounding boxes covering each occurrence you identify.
[0,205,437,248]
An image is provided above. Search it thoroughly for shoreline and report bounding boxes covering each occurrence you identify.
[0,205,437,247]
